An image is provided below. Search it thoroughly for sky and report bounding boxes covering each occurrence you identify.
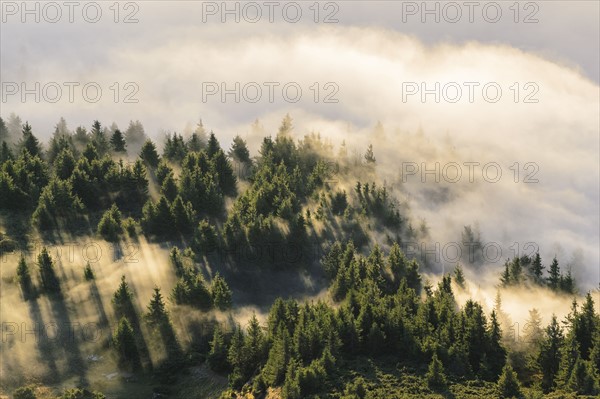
[1,1,599,288]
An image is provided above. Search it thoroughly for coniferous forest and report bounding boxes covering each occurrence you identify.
[0,114,598,399]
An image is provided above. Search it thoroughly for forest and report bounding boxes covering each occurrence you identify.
[0,113,598,399]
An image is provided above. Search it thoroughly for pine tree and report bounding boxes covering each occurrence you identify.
[38,247,60,293]
[547,257,560,290]
[566,357,598,395]
[20,122,41,157]
[227,325,246,389]
[509,257,522,285]
[523,308,543,346]
[500,260,511,287]
[112,317,140,371]
[161,174,178,202]
[0,141,13,163]
[55,148,76,180]
[531,252,544,284]
[364,144,376,164]
[228,135,251,165]
[487,310,507,378]
[16,255,34,300]
[83,262,94,281]
[262,327,290,386]
[112,275,135,319]
[207,132,221,157]
[145,287,169,327]
[454,264,466,289]
[208,326,229,373]
[0,117,7,143]
[244,313,266,377]
[497,364,522,398]
[211,273,232,310]
[140,140,160,168]
[426,352,447,390]
[538,315,563,392]
[575,292,599,360]
[110,129,127,153]
[213,149,237,196]
[97,204,123,241]
[560,269,575,294]
[90,120,109,156]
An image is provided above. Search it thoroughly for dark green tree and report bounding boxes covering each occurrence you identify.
[20,122,42,157]
[531,252,544,284]
[97,204,123,241]
[110,129,127,153]
[211,273,232,310]
[112,275,135,319]
[84,262,94,281]
[547,257,560,290]
[38,247,60,293]
[140,139,160,168]
[16,255,34,300]
[426,352,447,390]
[90,120,109,156]
[208,326,229,373]
[497,364,522,398]
[538,315,563,392]
[112,317,141,371]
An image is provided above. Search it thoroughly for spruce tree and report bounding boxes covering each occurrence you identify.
[531,252,544,284]
[211,273,232,310]
[140,140,160,168]
[454,264,466,289]
[16,255,34,300]
[90,120,109,156]
[83,262,94,281]
[538,315,563,392]
[426,352,447,390]
[112,275,135,319]
[112,317,140,371]
[497,364,522,398]
[110,129,127,153]
[38,247,60,293]
[145,287,169,327]
[228,135,251,164]
[547,257,560,290]
[208,326,229,373]
[20,122,41,157]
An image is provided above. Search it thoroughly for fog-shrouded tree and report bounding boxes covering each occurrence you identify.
[90,120,109,156]
[110,129,127,153]
[208,326,229,373]
[112,275,135,320]
[0,117,8,143]
[38,247,60,293]
[112,317,141,371]
[16,255,34,300]
[547,256,560,290]
[97,204,123,241]
[20,122,42,157]
[211,273,232,310]
[140,139,160,168]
